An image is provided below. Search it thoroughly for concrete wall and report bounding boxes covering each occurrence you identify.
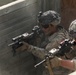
[0,0,41,75]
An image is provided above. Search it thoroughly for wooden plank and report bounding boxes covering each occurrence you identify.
[0,15,36,36]
[0,2,40,47]
[0,0,37,16]
[0,0,16,6]
[0,0,41,75]
[0,1,39,24]
[0,18,36,37]
[0,52,35,75]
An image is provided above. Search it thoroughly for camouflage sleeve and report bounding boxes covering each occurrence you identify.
[27,45,46,59]
[46,33,65,51]
[27,32,66,59]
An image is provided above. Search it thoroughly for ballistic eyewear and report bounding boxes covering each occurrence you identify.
[39,24,49,29]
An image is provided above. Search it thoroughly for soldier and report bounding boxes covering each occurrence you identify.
[50,20,76,73]
[16,10,70,75]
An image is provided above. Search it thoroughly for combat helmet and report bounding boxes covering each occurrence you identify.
[69,19,76,38]
[38,10,61,27]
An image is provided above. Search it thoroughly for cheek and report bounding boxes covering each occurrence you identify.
[42,28,48,32]
[42,28,51,35]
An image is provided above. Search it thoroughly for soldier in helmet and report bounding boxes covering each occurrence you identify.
[69,19,76,40]
[16,10,70,75]
[50,20,76,73]
[66,19,76,59]
[61,20,76,59]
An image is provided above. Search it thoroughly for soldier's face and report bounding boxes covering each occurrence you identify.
[69,30,76,38]
[41,24,56,36]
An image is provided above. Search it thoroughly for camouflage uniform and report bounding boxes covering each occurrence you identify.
[19,10,74,75]
[28,26,69,58]
[25,10,73,75]
[27,26,71,75]
[67,19,76,59]
[69,20,76,71]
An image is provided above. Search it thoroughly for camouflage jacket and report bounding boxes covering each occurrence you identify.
[28,27,69,59]
[27,27,71,75]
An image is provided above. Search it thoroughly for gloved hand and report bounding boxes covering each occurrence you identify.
[50,56,62,68]
[16,42,30,52]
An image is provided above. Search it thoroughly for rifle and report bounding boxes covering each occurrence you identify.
[56,39,76,57]
[8,25,43,56]
[34,39,76,75]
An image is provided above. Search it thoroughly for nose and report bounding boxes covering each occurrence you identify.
[42,27,46,31]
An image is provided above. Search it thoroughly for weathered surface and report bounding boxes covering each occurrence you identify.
[0,0,41,75]
[61,0,76,30]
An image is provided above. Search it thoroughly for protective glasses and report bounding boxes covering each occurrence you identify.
[39,24,49,29]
